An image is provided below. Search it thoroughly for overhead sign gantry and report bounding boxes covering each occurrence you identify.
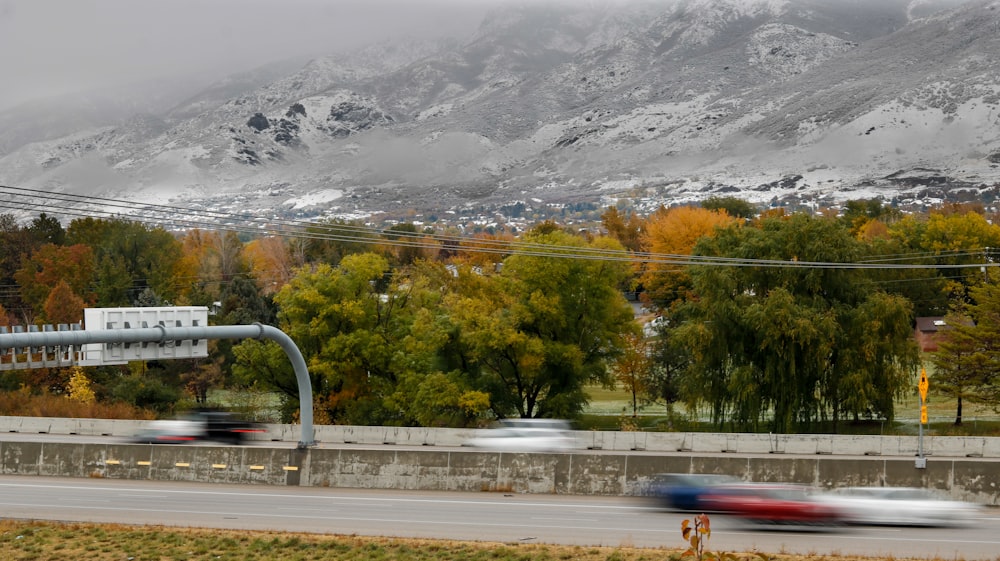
[0,306,315,447]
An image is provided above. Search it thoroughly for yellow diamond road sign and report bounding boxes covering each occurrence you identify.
[919,368,929,401]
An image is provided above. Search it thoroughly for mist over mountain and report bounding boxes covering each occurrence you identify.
[2,0,999,223]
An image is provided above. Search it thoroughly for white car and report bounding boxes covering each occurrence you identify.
[464,419,577,452]
[815,487,981,527]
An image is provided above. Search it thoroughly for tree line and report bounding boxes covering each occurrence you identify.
[1,198,998,431]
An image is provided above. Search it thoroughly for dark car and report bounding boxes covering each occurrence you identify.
[131,410,265,445]
[198,410,267,444]
[701,483,843,525]
[649,473,741,511]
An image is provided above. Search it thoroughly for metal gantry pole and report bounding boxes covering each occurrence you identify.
[0,323,315,447]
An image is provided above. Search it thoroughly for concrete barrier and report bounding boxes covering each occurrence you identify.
[4,416,1000,458]
[2,438,999,506]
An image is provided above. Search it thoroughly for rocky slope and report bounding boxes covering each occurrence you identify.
[1,0,998,221]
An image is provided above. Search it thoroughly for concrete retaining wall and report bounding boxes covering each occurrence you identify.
[2,439,999,506]
[5,416,1000,458]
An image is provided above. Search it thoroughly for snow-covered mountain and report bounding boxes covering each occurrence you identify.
[2,0,999,221]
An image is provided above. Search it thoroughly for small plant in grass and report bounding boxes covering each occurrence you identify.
[680,514,767,561]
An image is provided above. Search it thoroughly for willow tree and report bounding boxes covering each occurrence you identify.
[678,213,918,432]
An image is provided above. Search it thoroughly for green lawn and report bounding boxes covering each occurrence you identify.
[583,372,1000,436]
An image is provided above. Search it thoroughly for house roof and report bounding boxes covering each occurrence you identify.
[915,316,948,333]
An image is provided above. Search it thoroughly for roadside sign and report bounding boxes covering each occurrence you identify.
[919,368,929,401]
[920,405,928,424]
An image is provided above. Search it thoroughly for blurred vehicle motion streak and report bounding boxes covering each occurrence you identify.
[650,473,983,528]
[814,486,982,527]
[463,419,577,452]
[649,473,741,511]
[700,483,843,525]
[129,410,266,445]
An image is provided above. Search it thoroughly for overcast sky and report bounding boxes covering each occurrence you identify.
[0,0,496,111]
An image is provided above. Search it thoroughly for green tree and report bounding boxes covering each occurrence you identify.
[0,214,32,319]
[66,218,183,305]
[303,218,375,265]
[233,253,453,425]
[27,212,66,246]
[448,228,636,419]
[701,196,757,220]
[681,213,918,432]
[931,283,1000,424]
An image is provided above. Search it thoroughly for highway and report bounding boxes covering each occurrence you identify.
[1,475,998,560]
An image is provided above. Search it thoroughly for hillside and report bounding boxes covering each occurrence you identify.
[1,0,998,223]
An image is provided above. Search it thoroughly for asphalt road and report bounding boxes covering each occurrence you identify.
[1,476,998,560]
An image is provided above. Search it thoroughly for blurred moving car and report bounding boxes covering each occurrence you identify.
[649,473,741,511]
[464,418,577,452]
[131,418,206,444]
[814,486,981,527]
[131,410,265,445]
[701,483,844,525]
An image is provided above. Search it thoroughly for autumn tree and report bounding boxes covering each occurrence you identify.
[180,351,226,405]
[243,236,300,294]
[65,367,96,404]
[14,243,95,316]
[174,229,220,302]
[601,206,644,252]
[640,205,737,308]
[841,198,902,238]
[611,332,652,417]
[381,222,437,266]
[885,211,1000,314]
[0,302,13,326]
[43,280,86,325]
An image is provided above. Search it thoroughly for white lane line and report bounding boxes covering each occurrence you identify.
[0,482,638,510]
[0,501,671,533]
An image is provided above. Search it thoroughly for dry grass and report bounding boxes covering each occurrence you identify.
[0,391,155,420]
[0,520,971,561]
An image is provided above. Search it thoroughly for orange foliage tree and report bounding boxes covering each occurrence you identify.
[14,243,95,316]
[640,206,737,307]
[244,236,301,294]
[43,280,86,325]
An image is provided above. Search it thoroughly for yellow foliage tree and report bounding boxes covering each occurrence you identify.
[65,367,96,404]
[640,205,737,306]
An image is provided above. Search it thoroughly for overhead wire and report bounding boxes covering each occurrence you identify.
[1,184,997,271]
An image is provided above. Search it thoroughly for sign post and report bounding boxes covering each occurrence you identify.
[916,367,929,468]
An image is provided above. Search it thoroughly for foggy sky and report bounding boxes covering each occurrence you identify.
[0,0,496,111]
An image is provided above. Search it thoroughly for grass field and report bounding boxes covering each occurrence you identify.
[583,368,1000,437]
[0,519,943,561]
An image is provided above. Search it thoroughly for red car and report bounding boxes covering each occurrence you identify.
[701,484,843,525]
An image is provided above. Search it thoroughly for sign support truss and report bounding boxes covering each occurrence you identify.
[0,322,315,448]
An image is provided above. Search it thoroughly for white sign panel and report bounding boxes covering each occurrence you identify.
[79,307,210,366]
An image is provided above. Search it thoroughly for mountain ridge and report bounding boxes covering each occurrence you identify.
[2,0,999,222]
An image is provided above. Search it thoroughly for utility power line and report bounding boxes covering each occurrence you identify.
[1,184,996,271]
